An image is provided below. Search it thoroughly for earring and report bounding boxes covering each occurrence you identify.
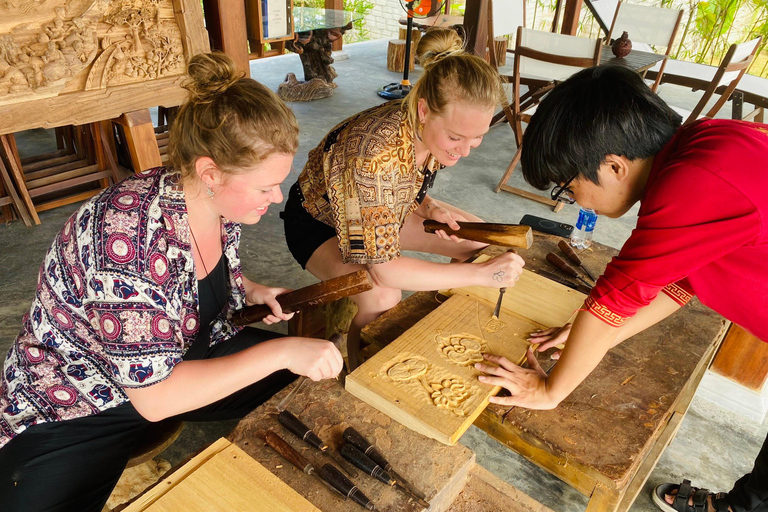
[416,120,425,141]
[206,183,214,198]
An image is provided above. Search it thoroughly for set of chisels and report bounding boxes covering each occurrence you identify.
[258,409,430,510]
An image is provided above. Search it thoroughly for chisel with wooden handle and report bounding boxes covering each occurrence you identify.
[231,270,372,326]
[558,240,597,282]
[546,253,592,288]
[342,427,428,502]
[256,430,375,511]
[277,410,359,479]
[423,221,533,249]
[340,444,431,509]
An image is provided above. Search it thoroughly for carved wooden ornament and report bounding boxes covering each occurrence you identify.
[0,0,209,134]
[346,268,587,445]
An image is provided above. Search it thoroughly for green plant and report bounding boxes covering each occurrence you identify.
[343,0,375,43]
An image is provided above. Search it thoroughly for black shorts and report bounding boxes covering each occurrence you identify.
[281,182,337,269]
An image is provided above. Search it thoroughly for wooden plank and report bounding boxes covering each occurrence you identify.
[711,324,768,391]
[35,189,102,213]
[23,154,81,173]
[204,0,251,76]
[347,294,536,445]
[560,0,584,35]
[114,111,163,172]
[451,266,587,328]
[124,438,320,512]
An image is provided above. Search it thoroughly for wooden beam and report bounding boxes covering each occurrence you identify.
[202,0,252,77]
[326,0,344,52]
[560,0,584,35]
[463,0,489,58]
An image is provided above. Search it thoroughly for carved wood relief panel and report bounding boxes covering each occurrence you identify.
[0,0,208,134]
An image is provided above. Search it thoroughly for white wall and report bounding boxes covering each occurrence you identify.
[364,0,402,40]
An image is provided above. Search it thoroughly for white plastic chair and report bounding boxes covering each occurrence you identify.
[606,1,683,91]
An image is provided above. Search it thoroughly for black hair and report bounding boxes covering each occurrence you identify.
[520,65,682,190]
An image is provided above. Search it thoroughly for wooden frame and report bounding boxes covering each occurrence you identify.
[0,0,209,136]
[606,1,683,92]
[674,38,762,125]
[245,0,295,59]
[494,27,602,212]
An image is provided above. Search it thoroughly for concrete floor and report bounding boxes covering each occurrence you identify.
[2,39,766,511]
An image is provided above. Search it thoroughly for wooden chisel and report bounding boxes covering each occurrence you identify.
[277,410,360,479]
[231,270,372,326]
[340,444,431,509]
[256,430,375,510]
[342,427,428,502]
[546,253,593,289]
[558,240,597,282]
[423,220,533,248]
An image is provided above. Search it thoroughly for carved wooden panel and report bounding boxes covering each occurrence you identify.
[346,269,587,446]
[0,0,209,134]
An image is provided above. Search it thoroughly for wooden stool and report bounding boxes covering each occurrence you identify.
[387,40,415,72]
[485,36,508,66]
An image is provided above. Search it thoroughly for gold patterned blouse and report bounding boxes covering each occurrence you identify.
[297,100,443,265]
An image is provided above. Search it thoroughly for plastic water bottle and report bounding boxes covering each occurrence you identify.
[570,207,597,249]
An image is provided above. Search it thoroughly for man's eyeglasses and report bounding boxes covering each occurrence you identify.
[551,174,577,204]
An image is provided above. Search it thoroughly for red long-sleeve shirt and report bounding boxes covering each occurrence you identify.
[586,119,768,342]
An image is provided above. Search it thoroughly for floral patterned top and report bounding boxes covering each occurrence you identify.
[0,167,247,448]
[297,100,443,265]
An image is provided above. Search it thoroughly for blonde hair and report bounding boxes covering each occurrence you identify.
[404,29,503,130]
[168,52,299,179]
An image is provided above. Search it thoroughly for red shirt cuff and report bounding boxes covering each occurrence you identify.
[660,280,694,306]
[583,296,629,327]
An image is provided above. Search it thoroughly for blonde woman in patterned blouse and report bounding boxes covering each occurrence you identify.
[0,53,342,512]
[283,29,525,369]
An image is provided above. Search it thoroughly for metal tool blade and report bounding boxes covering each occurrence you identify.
[389,468,427,501]
[394,482,431,509]
[277,376,307,412]
[492,287,506,319]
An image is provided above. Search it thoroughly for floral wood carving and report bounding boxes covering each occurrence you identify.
[435,333,487,366]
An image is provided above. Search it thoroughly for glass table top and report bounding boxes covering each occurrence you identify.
[293,7,361,32]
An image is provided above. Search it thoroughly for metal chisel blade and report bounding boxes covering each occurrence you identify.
[492,287,507,319]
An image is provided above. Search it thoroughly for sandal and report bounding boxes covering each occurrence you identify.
[653,479,730,512]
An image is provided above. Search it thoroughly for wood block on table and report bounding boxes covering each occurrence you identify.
[346,293,536,446]
[123,438,319,512]
[229,378,476,512]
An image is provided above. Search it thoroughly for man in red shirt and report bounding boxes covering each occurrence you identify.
[475,65,768,512]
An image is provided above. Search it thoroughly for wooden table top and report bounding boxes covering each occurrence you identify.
[601,46,665,73]
[362,233,728,486]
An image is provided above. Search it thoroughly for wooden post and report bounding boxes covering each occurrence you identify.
[559,0,584,35]
[387,40,415,72]
[463,0,489,58]
[113,110,163,173]
[202,0,252,77]
[326,0,344,52]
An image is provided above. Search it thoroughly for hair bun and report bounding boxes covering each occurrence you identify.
[417,28,465,69]
[184,52,244,103]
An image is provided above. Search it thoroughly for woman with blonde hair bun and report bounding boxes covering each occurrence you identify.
[0,52,343,512]
[283,28,525,370]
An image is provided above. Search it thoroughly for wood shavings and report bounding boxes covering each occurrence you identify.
[621,374,636,386]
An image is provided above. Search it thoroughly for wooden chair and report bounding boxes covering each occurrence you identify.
[487,0,527,128]
[495,28,602,211]
[0,154,35,226]
[606,1,683,91]
[667,37,762,125]
[1,122,121,220]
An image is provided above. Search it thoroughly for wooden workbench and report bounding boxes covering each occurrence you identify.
[361,233,728,512]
